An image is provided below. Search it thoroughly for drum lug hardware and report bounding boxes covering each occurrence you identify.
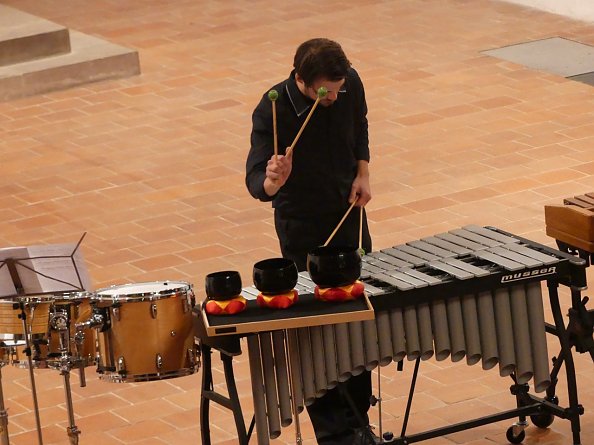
[50,312,69,331]
[73,330,85,345]
[117,356,126,373]
[112,307,121,322]
[76,309,106,332]
[97,308,110,332]
[188,348,199,370]
[182,298,190,313]
[151,304,158,319]
[156,353,163,370]
[170,330,176,337]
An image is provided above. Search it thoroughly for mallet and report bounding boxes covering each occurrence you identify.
[324,198,358,247]
[286,86,328,157]
[358,206,365,256]
[268,89,279,161]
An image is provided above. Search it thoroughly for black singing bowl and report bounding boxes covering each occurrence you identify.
[307,246,362,288]
[204,270,242,301]
[253,258,298,295]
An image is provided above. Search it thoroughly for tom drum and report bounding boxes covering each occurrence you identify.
[93,281,197,382]
[0,297,53,368]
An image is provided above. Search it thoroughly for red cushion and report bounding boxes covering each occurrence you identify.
[315,281,365,302]
[257,289,298,309]
[204,295,247,315]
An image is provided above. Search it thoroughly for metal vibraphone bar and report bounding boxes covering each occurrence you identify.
[243,225,587,444]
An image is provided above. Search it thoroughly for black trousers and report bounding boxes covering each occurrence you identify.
[304,371,373,444]
[274,209,372,443]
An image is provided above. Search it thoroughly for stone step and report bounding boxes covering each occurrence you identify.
[0,5,71,66]
[0,30,140,102]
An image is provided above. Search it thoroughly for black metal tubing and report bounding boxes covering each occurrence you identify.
[200,343,251,445]
[389,361,576,445]
[391,404,542,444]
[548,282,583,445]
[399,357,420,438]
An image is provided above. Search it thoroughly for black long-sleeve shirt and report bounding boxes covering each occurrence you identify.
[246,68,369,219]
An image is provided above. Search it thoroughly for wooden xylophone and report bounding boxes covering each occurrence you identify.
[544,193,594,368]
[545,192,594,253]
[244,225,587,443]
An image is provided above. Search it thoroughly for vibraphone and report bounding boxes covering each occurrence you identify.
[196,225,587,445]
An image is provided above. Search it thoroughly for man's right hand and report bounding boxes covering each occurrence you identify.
[263,149,293,196]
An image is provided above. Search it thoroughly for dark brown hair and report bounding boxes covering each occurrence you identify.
[293,38,351,86]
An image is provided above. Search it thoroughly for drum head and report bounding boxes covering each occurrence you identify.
[94,281,191,302]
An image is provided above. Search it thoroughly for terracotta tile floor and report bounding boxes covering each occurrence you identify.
[1,0,594,444]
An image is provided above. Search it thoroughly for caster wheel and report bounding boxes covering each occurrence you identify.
[506,426,525,444]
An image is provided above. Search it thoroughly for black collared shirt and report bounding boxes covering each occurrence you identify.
[246,68,369,218]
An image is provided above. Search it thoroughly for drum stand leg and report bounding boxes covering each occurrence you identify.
[0,365,11,445]
[16,303,43,445]
[60,366,80,445]
[52,312,81,445]
[72,329,87,388]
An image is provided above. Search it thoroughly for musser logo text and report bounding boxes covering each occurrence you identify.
[501,266,557,283]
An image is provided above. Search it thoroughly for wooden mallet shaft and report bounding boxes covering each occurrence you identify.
[359,205,364,252]
[268,89,279,161]
[286,86,327,157]
[324,198,358,247]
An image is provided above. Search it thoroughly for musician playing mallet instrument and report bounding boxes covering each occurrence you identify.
[246,37,374,445]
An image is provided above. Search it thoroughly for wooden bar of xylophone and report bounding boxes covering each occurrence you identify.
[244,225,587,443]
[545,192,594,253]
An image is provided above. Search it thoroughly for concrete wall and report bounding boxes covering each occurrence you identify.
[502,0,594,23]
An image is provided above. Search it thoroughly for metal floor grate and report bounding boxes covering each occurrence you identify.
[483,37,594,86]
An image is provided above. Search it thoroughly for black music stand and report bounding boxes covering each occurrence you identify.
[0,234,92,445]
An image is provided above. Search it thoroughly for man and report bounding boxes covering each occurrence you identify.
[246,38,375,444]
